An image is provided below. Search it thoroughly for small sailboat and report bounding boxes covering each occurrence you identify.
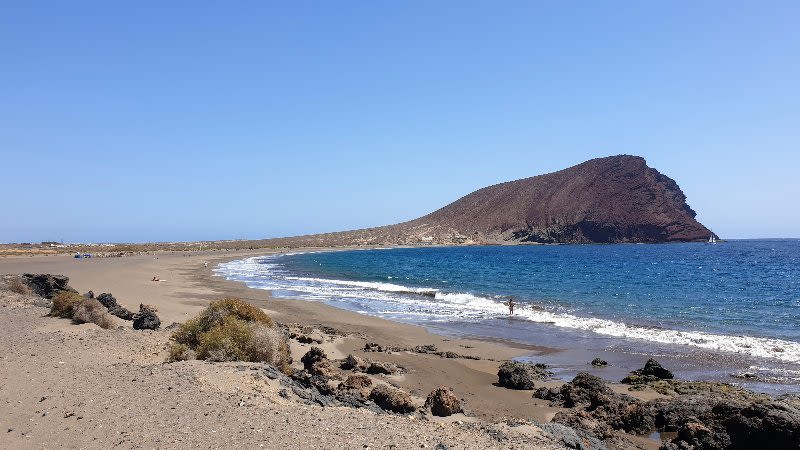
[708,234,717,244]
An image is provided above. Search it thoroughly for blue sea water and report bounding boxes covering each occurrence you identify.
[216,240,800,391]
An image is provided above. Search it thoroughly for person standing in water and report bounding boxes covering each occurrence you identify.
[507,298,516,315]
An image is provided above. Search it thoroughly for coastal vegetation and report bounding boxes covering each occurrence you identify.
[50,291,115,329]
[168,297,291,373]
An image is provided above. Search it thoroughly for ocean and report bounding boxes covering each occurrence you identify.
[215,240,800,393]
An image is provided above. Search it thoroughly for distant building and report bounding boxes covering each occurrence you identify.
[41,241,60,247]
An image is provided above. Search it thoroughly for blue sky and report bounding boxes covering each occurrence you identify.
[1,2,798,243]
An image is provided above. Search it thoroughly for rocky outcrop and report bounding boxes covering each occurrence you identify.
[497,361,552,390]
[654,396,800,450]
[300,347,336,377]
[22,274,76,299]
[337,374,373,398]
[339,354,368,371]
[257,155,714,246]
[96,293,135,320]
[621,358,674,384]
[368,385,416,414]
[425,387,463,417]
[132,309,160,330]
[366,361,402,375]
[535,371,800,449]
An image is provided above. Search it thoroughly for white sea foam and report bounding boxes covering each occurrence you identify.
[215,255,800,364]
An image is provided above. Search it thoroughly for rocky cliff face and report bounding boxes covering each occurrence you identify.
[266,155,714,246]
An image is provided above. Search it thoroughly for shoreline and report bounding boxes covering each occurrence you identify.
[2,249,797,449]
[215,248,800,395]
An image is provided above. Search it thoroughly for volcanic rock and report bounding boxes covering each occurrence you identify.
[96,293,135,321]
[497,361,551,390]
[132,310,160,330]
[425,387,463,417]
[621,358,674,384]
[21,274,76,299]
[368,385,416,414]
[337,374,373,398]
[301,347,327,372]
[366,361,401,375]
[340,354,368,371]
[260,155,715,246]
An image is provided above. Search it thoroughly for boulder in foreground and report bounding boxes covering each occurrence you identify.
[425,387,463,417]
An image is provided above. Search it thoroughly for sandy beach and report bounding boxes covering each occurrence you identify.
[2,250,795,450]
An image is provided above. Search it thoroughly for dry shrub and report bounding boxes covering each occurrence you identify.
[9,277,31,295]
[72,298,116,329]
[248,323,291,373]
[167,343,196,362]
[170,298,290,372]
[50,291,84,318]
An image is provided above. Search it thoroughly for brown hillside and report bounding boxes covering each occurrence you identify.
[265,155,714,246]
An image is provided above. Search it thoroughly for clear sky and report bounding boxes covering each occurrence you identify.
[2,2,798,243]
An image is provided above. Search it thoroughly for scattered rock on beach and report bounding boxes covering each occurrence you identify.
[425,387,462,417]
[414,344,438,354]
[96,293,135,320]
[535,422,609,450]
[301,347,327,371]
[132,310,160,330]
[22,274,76,300]
[369,384,416,414]
[621,358,673,384]
[497,361,551,390]
[340,354,368,371]
[338,374,373,398]
[591,358,608,367]
[366,361,401,375]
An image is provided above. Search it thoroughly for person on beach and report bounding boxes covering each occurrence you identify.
[507,298,515,315]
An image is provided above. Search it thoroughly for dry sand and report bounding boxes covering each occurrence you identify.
[0,250,662,449]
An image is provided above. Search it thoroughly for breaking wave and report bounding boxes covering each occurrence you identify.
[215,254,800,364]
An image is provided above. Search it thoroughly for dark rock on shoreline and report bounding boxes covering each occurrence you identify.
[591,358,608,367]
[22,274,76,300]
[621,358,673,384]
[535,371,800,450]
[497,361,551,390]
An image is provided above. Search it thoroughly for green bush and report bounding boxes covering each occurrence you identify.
[170,298,290,372]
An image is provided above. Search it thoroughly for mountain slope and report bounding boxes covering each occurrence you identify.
[265,155,714,246]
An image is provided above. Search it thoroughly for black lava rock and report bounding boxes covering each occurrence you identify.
[497,361,551,390]
[132,311,160,330]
